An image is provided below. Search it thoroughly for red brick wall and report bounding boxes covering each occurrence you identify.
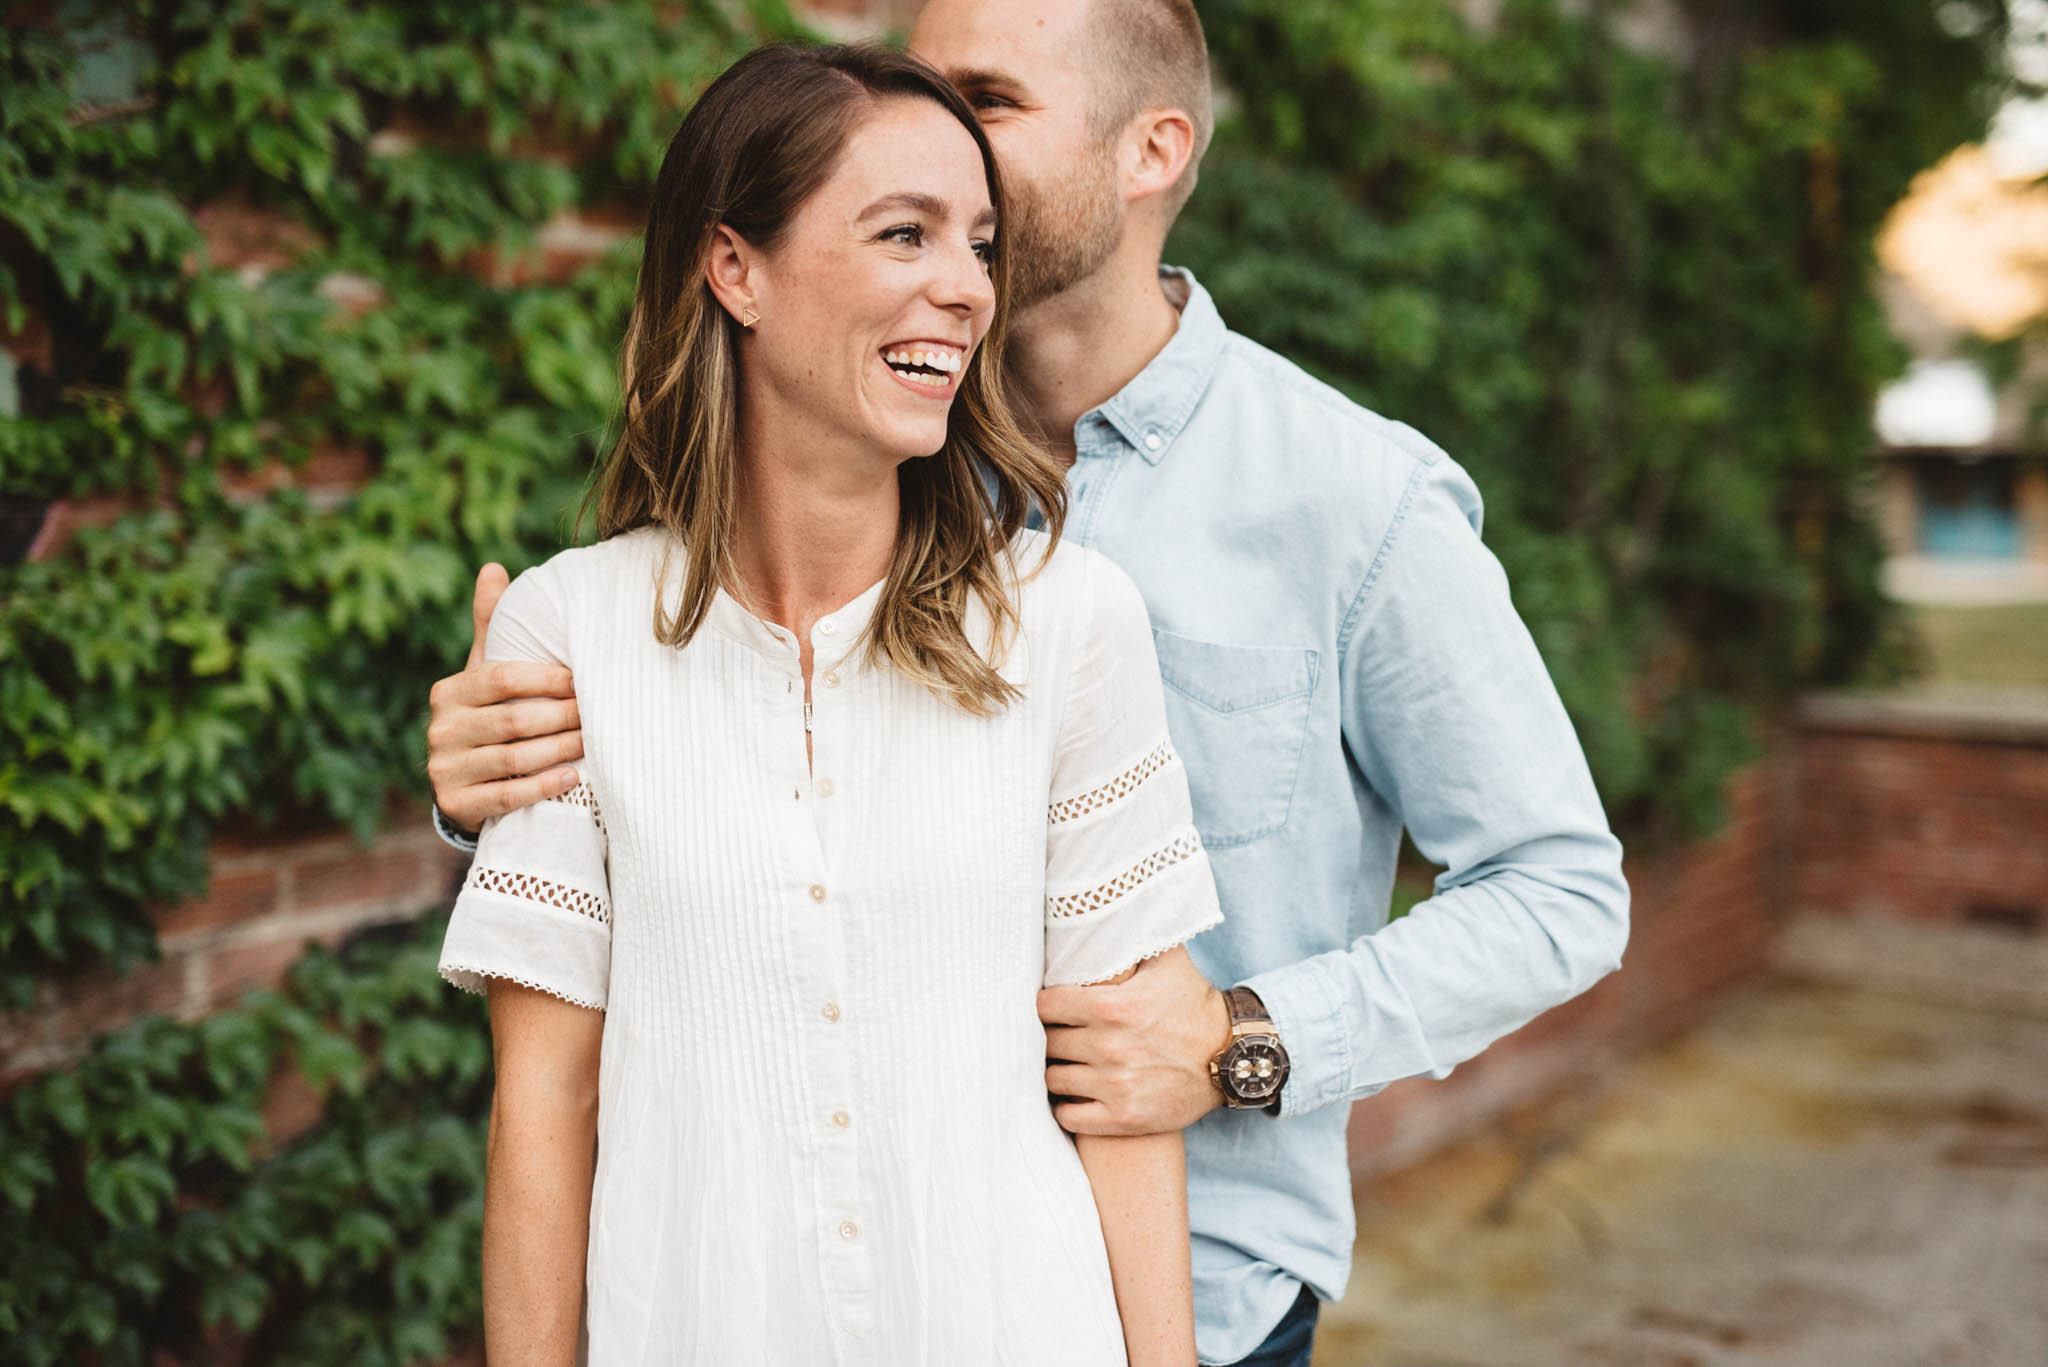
[0,805,466,1086]
[1347,763,1780,1179]
[1788,694,2048,929]
[1346,694,2048,1179]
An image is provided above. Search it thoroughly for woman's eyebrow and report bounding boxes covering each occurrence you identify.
[858,192,997,231]
[858,191,948,222]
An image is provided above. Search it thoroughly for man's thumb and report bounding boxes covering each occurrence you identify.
[466,563,512,669]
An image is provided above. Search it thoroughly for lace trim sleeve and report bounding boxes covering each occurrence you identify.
[1047,741,1179,826]
[459,783,612,922]
[1046,829,1204,920]
[439,779,612,1009]
[462,866,610,925]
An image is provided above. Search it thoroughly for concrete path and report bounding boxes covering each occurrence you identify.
[1312,967,2048,1366]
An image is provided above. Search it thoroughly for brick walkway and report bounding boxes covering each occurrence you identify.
[1313,943,2048,1367]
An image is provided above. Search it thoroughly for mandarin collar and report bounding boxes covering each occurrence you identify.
[1083,266,1228,465]
[701,570,887,675]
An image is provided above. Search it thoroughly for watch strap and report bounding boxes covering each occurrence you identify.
[1225,985,1272,1033]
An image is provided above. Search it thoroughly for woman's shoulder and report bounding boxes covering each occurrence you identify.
[1010,531,1137,610]
[508,525,670,601]
[1006,532,1151,657]
[490,527,673,662]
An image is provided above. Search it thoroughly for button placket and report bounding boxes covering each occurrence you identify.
[786,644,869,1325]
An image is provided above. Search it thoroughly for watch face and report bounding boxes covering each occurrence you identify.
[1222,1037,1287,1103]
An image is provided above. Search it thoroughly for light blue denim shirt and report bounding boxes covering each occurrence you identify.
[437,267,1628,1365]
[1060,268,1628,1364]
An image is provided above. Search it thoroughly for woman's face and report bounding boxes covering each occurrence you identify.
[736,96,998,470]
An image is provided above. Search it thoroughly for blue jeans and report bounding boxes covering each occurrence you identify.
[1228,1284,1319,1367]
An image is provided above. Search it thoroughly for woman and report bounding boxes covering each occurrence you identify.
[437,43,1220,1367]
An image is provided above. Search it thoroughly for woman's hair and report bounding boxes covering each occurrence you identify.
[587,42,1067,715]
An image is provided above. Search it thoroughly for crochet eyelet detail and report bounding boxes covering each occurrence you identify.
[549,783,606,836]
[464,866,611,925]
[1046,830,1204,920]
[1047,742,1178,825]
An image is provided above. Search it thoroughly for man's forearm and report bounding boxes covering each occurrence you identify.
[1075,1130,1195,1367]
[481,1085,598,1366]
[1245,846,1628,1118]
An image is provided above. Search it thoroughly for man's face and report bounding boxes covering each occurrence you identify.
[911,0,1125,310]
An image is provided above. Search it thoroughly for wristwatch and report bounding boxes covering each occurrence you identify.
[1209,986,1289,1114]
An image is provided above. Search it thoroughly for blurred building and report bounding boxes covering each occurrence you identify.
[1874,134,2048,603]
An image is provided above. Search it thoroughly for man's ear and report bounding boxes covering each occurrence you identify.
[1121,107,1196,208]
[704,223,761,326]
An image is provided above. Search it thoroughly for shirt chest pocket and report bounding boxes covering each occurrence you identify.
[1150,628,1319,850]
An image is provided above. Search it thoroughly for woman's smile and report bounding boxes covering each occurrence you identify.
[880,339,967,396]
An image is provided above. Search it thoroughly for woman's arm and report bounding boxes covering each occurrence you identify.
[481,979,604,1367]
[1075,1128,1196,1367]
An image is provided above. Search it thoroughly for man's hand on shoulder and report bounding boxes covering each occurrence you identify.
[426,563,584,836]
[1039,947,1232,1136]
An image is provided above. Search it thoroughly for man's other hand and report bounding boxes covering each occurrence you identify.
[425,563,584,836]
[1039,947,1232,1136]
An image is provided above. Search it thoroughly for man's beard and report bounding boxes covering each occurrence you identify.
[1002,143,1123,310]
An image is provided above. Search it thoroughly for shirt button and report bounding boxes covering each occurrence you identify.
[821,1002,840,1022]
[816,778,835,798]
[831,1110,852,1128]
[818,620,837,637]
[1143,432,1163,451]
[822,670,841,688]
[838,1220,859,1241]
[809,884,827,903]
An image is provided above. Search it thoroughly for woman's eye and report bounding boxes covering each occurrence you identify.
[971,239,995,268]
[881,224,924,247]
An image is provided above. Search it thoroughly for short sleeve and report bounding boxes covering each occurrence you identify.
[1042,552,1223,987]
[437,566,611,1011]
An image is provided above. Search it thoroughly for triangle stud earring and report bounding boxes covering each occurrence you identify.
[740,307,759,329]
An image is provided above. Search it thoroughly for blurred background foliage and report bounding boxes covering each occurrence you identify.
[1178,0,2024,837]
[0,0,2025,1361]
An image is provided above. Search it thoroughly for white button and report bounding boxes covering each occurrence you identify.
[838,1220,859,1241]
[1144,432,1163,451]
[816,778,835,798]
[821,1002,840,1022]
[808,884,827,903]
[822,670,841,688]
[831,1110,851,1128]
[818,620,836,636]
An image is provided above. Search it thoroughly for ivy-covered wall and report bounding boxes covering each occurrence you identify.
[2,3,788,1360]
[0,1,2021,1362]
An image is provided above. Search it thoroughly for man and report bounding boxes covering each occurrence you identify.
[424,3,1629,1363]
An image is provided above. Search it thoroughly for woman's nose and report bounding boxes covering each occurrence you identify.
[932,240,995,314]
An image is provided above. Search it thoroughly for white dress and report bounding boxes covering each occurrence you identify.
[437,525,1223,1367]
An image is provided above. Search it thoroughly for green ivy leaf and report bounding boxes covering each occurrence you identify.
[84,1153,176,1227]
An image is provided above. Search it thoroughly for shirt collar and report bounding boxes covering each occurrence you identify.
[1082,266,1227,465]
[635,526,882,674]
[704,575,885,675]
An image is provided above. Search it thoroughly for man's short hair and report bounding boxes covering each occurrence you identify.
[1080,0,1213,222]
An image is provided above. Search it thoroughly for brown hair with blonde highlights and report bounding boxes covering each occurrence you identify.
[588,43,1066,714]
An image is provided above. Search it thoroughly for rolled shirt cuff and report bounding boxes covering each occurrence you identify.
[432,803,480,856]
[1241,951,1380,1120]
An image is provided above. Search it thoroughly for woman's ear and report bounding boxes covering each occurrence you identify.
[704,224,761,328]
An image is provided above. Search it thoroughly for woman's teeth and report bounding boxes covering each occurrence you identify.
[883,348,962,386]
